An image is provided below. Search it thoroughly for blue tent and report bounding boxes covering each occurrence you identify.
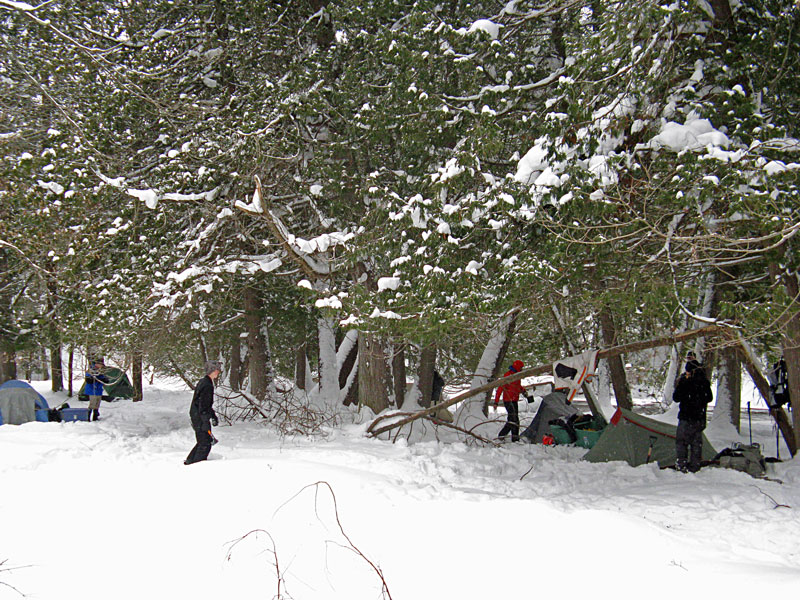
[0,380,49,425]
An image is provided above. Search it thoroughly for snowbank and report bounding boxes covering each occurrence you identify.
[0,380,797,599]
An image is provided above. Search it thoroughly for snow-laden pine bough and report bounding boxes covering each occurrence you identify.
[367,324,798,457]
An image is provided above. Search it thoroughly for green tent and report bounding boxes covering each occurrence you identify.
[583,408,716,469]
[78,366,135,401]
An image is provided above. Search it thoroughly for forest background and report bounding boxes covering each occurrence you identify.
[1,0,799,448]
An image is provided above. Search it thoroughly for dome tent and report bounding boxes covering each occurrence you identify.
[0,380,49,425]
[78,366,135,401]
[583,407,716,469]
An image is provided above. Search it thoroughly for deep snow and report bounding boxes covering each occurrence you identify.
[1,378,798,600]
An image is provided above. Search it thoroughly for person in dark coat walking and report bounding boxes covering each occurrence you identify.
[184,360,221,465]
[673,357,712,472]
[493,360,532,442]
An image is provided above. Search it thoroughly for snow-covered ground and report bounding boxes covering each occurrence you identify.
[1,378,798,599]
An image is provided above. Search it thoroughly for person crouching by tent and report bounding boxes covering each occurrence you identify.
[85,359,109,422]
[185,360,221,466]
[672,357,712,473]
[493,360,532,442]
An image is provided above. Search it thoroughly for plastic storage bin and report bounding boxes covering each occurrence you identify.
[60,407,90,422]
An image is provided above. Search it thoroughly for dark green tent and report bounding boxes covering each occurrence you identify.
[583,407,716,468]
[78,366,135,401]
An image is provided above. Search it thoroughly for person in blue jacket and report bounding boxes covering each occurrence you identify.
[184,360,221,465]
[85,359,109,421]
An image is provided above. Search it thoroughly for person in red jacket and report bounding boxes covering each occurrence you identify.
[494,360,532,442]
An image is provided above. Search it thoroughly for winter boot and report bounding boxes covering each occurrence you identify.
[91,409,99,421]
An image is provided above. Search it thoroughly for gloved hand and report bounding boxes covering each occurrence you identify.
[211,415,219,427]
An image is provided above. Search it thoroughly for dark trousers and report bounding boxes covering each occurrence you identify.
[498,401,520,441]
[676,419,704,471]
[185,427,213,465]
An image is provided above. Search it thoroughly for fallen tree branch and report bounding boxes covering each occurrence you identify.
[751,486,791,509]
[368,324,730,439]
[422,415,498,446]
[276,482,393,600]
[226,530,288,599]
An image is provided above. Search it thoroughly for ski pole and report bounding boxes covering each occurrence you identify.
[747,401,752,446]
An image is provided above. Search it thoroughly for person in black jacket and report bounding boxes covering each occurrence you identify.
[184,360,221,465]
[672,358,713,473]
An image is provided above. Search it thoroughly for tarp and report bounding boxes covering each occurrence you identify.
[522,390,578,443]
[583,407,716,468]
[553,349,598,402]
[78,366,135,400]
[0,380,49,426]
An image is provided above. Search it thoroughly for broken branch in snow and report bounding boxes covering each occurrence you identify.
[0,558,29,597]
[752,486,790,509]
[275,481,394,600]
[226,530,288,600]
[423,415,498,446]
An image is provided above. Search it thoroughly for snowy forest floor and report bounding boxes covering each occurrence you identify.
[1,378,798,600]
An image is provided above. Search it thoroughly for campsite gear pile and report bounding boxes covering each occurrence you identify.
[711,442,767,478]
[768,357,791,407]
[0,380,93,425]
[522,351,603,446]
[521,389,578,444]
[549,414,606,449]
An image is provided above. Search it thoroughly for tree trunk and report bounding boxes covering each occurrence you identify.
[417,344,436,408]
[244,286,268,401]
[132,350,143,402]
[50,344,63,393]
[41,347,49,381]
[230,332,242,392]
[780,272,800,451]
[0,345,15,384]
[481,309,520,415]
[709,0,733,26]
[68,346,74,397]
[0,250,17,384]
[712,346,741,431]
[295,341,307,390]
[339,332,359,406]
[598,306,632,410]
[358,332,389,413]
[392,341,407,408]
[693,269,719,379]
[316,317,341,407]
[453,310,519,432]
[733,340,796,456]
[198,333,208,365]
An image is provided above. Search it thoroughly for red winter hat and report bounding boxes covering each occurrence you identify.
[512,360,524,371]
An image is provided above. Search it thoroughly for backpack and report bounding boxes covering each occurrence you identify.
[714,443,766,478]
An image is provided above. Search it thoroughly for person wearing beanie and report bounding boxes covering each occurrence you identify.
[672,356,712,472]
[493,359,532,442]
[185,360,222,465]
[84,359,109,422]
